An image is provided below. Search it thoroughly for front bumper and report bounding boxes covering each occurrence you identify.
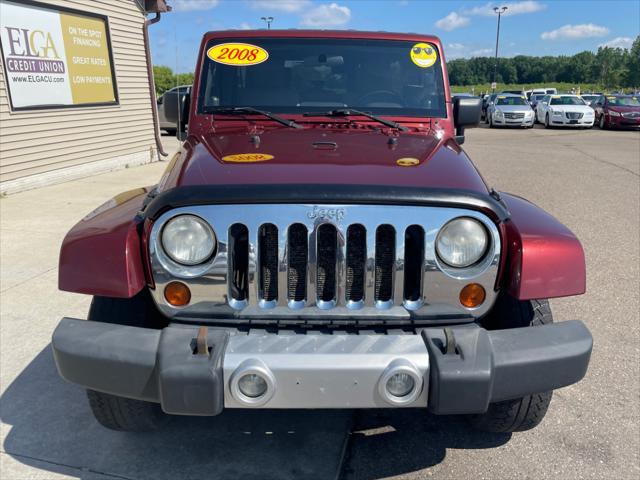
[549,115,594,127]
[493,115,534,127]
[607,114,640,128]
[52,318,592,416]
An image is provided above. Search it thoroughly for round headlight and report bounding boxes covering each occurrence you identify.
[436,218,488,268]
[161,215,216,266]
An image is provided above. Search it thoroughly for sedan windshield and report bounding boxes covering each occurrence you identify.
[198,38,446,118]
[496,96,528,106]
[607,96,640,107]
[550,96,585,106]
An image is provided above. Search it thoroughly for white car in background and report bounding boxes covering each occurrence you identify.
[486,94,535,128]
[536,95,595,128]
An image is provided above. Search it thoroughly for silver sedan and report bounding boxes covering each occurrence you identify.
[486,94,535,128]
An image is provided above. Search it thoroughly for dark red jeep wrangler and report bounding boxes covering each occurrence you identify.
[52,30,592,433]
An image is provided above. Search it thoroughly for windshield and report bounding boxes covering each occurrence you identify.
[496,96,528,106]
[197,38,446,118]
[532,95,545,102]
[607,96,640,107]
[550,96,585,106]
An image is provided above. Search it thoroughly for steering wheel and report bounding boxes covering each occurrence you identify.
[355,90,402,106]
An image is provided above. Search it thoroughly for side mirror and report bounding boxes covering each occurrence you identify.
[453,96,482,145]
[163,89,190,140]
[157,95,163,105]
[542,102,548,106]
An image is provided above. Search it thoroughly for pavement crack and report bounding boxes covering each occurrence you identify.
[1,451,138,480]
[0,266,57,294]
[562,144,639,177]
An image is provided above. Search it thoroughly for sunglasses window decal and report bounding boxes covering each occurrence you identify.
[410,43,438,68]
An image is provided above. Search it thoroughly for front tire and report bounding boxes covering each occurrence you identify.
[599,114,607,129]
[544,113,551,128]
[467,297,554,433]
[85,292,169,432]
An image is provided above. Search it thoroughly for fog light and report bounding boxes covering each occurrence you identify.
[238,373,268,398]
[386,372,415,397]
[164,281,191,306]
[378,360,423,406]
[459,283,485,308]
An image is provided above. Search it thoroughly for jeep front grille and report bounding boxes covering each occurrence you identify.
[149,204,502,321]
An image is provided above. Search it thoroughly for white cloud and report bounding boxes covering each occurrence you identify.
[300,3,351,28]
[541,23,609,40]
[446,43,493,59]
[249,0,311,13]
[599,36,634,49]
[171,0,219,11]
[470,48,493,57]
[435,12,470,31]
[239,22,252,30]
[463,1,546,16]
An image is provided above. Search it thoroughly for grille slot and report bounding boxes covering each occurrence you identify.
[345,224,366,302]
[316,224,337,302]
[404,225,425,302]
[374,225,395,302]
[259,224,278,302]
[288,223,308,302]
[228,223,249,302]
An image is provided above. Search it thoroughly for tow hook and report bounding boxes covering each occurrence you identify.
[443,328,458,355]
[195,326,209,355]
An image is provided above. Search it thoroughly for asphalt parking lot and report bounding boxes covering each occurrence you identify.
[1,126,638,480]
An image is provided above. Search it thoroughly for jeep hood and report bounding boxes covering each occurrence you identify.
[160,128,489,194]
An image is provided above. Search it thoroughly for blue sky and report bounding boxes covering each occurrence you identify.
[149,0,640,72]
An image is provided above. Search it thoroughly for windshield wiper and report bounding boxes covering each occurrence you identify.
[303,108,408,131]
[205,106,303,129]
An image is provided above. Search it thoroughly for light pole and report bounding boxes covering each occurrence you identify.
[492,6,507,93]
[261,16,274,30]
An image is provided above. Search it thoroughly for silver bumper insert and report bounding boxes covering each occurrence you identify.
[223,333,429,409]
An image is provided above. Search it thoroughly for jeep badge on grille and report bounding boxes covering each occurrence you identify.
[307,206,345,222]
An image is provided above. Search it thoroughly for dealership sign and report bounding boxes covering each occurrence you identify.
[0,0,118,110]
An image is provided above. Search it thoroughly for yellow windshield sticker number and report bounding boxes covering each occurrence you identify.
[410,43,437,68]
[552,95,561,99]
[397,157,420,167]
[222,153,274,163]
[607,96,616,100]
[207,43,269,66]
[498,96,506,99]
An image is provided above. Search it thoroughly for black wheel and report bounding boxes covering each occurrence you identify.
[599,114,606,130]
[544,113,551,128]
[163,128,177,136]
[87,390,168,432]
[488,114,494,128]
[467,297,554,433]
[86,291,169,432]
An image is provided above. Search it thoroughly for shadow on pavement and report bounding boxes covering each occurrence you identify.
[2,346,511,480]
[340,410,511,479]
[1,346,350,480]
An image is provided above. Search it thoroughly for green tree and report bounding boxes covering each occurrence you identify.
[153,65,176,96]
[625,36,640,88]
[152,66,194,96]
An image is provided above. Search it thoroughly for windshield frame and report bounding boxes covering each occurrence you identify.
[196,36,448,119]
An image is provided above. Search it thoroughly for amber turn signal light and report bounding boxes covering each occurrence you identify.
[164,281,191,307]
[459,283,486,308]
